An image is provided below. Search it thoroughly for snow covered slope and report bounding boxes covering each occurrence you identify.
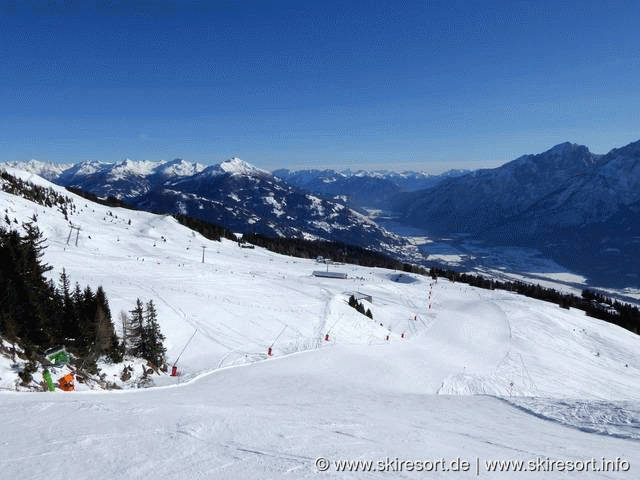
[1,167,640,478]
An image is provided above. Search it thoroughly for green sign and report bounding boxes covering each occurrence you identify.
[46,349,69,366]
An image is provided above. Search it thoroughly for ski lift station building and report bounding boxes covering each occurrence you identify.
[312,270,348,279]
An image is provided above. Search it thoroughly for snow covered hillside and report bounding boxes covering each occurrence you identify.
[1,167,640,479]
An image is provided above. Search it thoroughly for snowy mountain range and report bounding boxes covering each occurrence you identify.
[5,158,408,254]
[273,167,468,210]
[400,141,640,286]
[7,139,640,287]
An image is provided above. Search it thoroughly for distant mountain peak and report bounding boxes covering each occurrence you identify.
[1,159,73,181]
[544,142,591,157]
[504,142,596,171]
[549,141,576,151]
[201,158,270,177]
[111,159,161,178]
[157,158,205,177]
[220,157,266,174]
[62,160,106,177]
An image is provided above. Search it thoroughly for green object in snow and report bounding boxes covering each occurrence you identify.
[45,347,69,366]
[43,370,55,392]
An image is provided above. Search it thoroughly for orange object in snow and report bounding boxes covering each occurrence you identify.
[58,373,75,391]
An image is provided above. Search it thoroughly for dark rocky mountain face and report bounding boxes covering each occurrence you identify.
[399,141,640,286]
[401,142,601,235]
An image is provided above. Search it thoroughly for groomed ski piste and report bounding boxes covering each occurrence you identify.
[1,167,639,479]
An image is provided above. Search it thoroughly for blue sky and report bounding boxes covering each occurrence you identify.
[1,0,639,172]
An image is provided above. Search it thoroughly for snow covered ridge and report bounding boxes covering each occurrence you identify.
[215,157,270,176]
[272,167,469,211]
[2,159,410,258]
[2,159,74,181]
[5,157,258,189]
[274,167,469,184]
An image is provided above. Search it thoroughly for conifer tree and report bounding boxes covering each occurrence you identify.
[143,300,166,367]
[59,269,79,343]
[119,310,131,354]
[0,225,54,346]
[75,285,97,356]
[94,286,121,361]
[128,299,146,358]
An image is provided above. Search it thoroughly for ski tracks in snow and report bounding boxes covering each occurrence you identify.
[501,397,640,442]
